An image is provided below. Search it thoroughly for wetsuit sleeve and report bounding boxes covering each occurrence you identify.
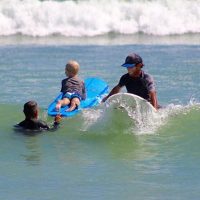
[39,120,60,131]
[39,118,62,131]
[17,121,25,127]
[38,120,50,130]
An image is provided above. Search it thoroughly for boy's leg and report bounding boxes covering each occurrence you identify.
[56,98,70,110]
[67,97,80,112]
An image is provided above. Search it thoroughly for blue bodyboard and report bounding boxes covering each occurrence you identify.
[47,77,109,117]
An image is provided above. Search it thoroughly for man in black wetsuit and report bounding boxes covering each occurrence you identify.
[103,53,159,110]
[15,101,61,131]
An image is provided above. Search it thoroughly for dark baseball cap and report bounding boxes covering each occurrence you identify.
[121,53,143,68]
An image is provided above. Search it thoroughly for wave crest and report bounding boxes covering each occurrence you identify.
[0,0,200,37]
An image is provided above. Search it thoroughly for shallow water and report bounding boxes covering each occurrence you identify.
[0,41,200,199]
[1,0,200,198]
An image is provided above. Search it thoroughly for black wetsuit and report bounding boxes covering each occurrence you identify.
[15,118,59,131]
[16,119,49,130]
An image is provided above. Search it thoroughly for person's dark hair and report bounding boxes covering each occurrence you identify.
[23,101,38,119]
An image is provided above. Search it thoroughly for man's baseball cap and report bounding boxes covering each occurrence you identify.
[121,53,143,68]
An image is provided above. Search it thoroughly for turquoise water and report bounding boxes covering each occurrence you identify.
[1,0,200,199]
[0,43,200,199]
[1,44,199,105]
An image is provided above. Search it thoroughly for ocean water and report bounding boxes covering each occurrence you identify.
[1,0,200,200]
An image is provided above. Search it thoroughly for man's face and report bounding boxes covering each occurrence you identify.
[127,66,135,75]
[127,63,143,76]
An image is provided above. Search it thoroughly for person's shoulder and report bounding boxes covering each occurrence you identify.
[13,119,50,133]
[24,119,49,129]
[15,120,26,127]
[13,123,29,133]
[118,73,129,86]
[73,76,84,84]
[18,120,25,125]
[14,121,24,129]
[120,73,129,79]
[120,73,130,81]
[142,71,154,80]
[142,70,153,76]
[62,78,68,82]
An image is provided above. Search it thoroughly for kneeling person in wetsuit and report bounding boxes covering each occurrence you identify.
[15,100,61,131]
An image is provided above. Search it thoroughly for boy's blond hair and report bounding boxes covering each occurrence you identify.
[65,60,79,76]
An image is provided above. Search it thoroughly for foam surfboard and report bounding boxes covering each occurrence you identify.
[106,93,157,113]
[48,77,109,117]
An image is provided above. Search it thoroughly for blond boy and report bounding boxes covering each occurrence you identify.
[56,60,86,112]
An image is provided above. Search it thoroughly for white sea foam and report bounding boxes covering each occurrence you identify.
[0,0,199,37]
[110,100,200,135]
[104,96,161,135]
[81,108,104,132]
[65,95,200,135]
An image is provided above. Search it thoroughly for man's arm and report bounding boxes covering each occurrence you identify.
[149,90,158,110]
[102,85,121,102]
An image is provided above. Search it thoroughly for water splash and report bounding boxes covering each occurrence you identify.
[106,95,161,135]
[80,96,200,135]
[81,108,104,132]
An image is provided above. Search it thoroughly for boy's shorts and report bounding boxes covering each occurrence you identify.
[62,92,82,100]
